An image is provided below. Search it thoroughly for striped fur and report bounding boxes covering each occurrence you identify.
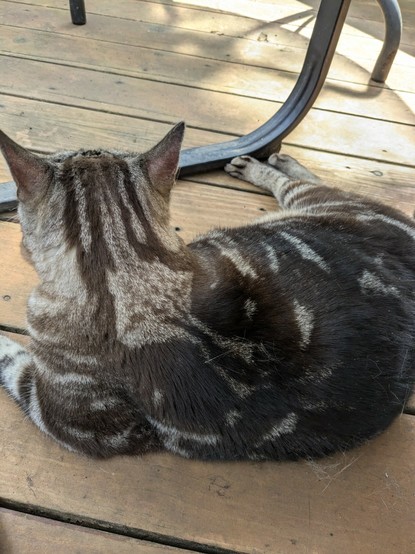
[0,125,414,460]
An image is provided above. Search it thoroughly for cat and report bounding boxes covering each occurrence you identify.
[0,122,414,461]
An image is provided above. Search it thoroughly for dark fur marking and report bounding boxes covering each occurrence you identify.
[0,354,12,365]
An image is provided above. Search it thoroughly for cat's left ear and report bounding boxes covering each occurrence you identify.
[143,122,185,196]
[0,129,51,202]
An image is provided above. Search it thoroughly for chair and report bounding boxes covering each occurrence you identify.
[66,0,403,176]
[0,0,404,211]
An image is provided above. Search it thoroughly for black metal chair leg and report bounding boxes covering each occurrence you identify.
[179,0,352,176]
[69,0,86,26]
[65,0,400,81]
[372,0,402,83]
[0,0,352,212]
[0,0,403,212]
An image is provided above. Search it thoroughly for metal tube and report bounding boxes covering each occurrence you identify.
[69,0,87,25]
[0,0,403,212]
[0,0,356,212]
[178,0,351,176]
[371,0,402,83]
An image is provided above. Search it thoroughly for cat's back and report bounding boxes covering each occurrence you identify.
[183,202,415,460]
[188,199,415,380]
[190,198,415,295]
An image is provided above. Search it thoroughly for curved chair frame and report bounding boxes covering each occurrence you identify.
[0,0,403,211]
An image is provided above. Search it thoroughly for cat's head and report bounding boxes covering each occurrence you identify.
[0,123,185,285]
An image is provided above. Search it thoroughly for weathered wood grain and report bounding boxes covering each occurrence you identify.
[0,224,36,331]
[0,93,413,172]
[5,0,415,52]
[0,0,414,550]
[191,148,415,218]
[0,94,229,154]
[8,0,415,27]
[0,508,188,554]
[2,141,415,220]
[0,389,414,554]
[1,33,414,124]
[109,0,415,31]
[1,0,413,95]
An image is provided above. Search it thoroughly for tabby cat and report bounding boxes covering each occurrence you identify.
[0,123,414,460]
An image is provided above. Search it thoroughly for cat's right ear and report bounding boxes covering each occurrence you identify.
[142,121,185,197]
[0,129,51,202]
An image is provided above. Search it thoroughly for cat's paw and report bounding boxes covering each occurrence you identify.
[225,156,259,176]
[225,156,271,186]
[268,153,321,184]
[268,153,298,172]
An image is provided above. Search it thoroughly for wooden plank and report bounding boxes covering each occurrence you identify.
[0,93,236,153]
[282,12,414,48]
[137,0,415,49]
[190,147,415,218]
[1,1,414,94]
[0,162,11,183]
[7,0,415,47]
[0,389,413,553]
[0,0,317,74]
[281,17,415,96]
[139,0,415,28]
[2,137,415,221]
[0,331,29,344]
[0,223,37,331]
[0,88,413,169]
[0,508,187,554]
[1,30,414,125]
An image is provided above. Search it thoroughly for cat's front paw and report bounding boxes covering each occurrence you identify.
[268,153,298,172]
[268,153,321,184]
[225,155,269,185]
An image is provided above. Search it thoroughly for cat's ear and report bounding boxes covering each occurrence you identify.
[143,122,185,196]
[0,129,51,201]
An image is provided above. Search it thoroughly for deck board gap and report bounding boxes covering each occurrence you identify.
[0,499,245,554]
[1,42,414,98]
[0,324,29,336]
[0,90,240,139]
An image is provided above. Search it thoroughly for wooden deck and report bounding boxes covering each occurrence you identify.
[0,0,414,552]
